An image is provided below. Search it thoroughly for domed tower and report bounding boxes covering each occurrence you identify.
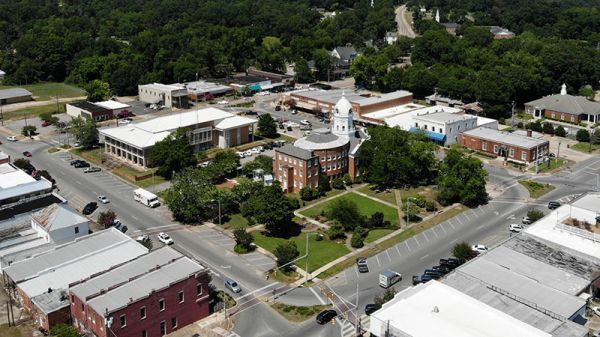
[332,92,355,138]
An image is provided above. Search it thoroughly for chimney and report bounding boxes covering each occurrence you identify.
[526,129,532,137]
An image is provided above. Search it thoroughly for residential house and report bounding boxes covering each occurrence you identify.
[331,46,358,79]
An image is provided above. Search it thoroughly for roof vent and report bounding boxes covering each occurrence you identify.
[47,287,53,293]
[432,306,439,313]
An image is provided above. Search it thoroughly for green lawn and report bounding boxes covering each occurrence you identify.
[365,228,396,244]
[252,231,349,272]
[291,189,346,208]
[223,213,249,230]
[3,102,67,120]
[528,159,570,173]
[357,185,397,205]
[572,142,600,153]
[300,192,399,224]
[271,303,332,322]
[71,147,103,165]
[0,82,84,101]
[518,180,556,198]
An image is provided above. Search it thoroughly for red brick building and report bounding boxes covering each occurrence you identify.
[525,84,600,124]
[459,127,549,164]
[274,95,367,193]
[69,247,210,337]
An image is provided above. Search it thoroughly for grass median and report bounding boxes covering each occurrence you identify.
[518,180,555,198]
[271,303,332,322]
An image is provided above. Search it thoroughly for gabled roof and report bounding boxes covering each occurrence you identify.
[333,46,357,61]
[276,144,314,161]
[0,88,32,100]
[31,203,88,232]
[525,94,600,116]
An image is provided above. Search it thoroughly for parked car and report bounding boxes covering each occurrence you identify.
[364,304,381,316]
[245,110,258,115]
[291,109,298,114]
[423,269,443,278]
[225,279,242,293]
[41,120,52,127]
[250,148,261,154]
[316,309,337,324]
[356,257,369,273]
[303,131,311,136]
[97,195,110,204]
[74,161,90,168]
[70,159,83,166]
[244,150,253,157]
[157,232,174,245]
[275,105,281,111]
[118,119,131,125]
[509,223,523,233]
[236,152,246,158]
[22,151,32,157]
[82,202,98,215]
[84,167,101,173]
[300,120,311,126]
[432,265,450,275]
[439,258,464,269]
[548,201,561,209]
[7,136,17,142]
[217,100,228,104]
[471,244,488,254]
[412,274,433,285]
[592,306,600,316]
[548,153,556,158]
[136,234,150,244]
[522,216,533,224]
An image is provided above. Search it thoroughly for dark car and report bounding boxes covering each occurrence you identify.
[432,265,451,275]
[245,110,258,115]
[365,304,381,316]
[278,123,284,129]
[22,151,32,157]
[316,310,337,324]
[74,161,90,168]
[70,159,83,166]
[356,257,369,273]
[440,258,464,269]
[423,269,443,278]
[548,201,561,209]
[275,105,282,111]
[413,274,433,285]
[82,202,98,215]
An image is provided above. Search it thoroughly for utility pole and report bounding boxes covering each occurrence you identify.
[0,100,3,126]
[535,144,539,174]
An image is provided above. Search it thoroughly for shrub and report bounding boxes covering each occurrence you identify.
[527,209,544,222]
[318,174,331,195]
[351,234,364,248]
[22,125,37,137]
[542,122,554,134]
[233,229,254,250]
[343,173,353,186]
[300,187,319,201]
[326,223,346,240]
[452,242,472,260]
[498,117,505,125]
[315,233,323,241]
[576,129,590,142]
[365,212,385,228]
[274,241,299,272]
[516,122,524,129]
[332,177,345,190]
[424,200,437,212]
[554,125,567,137]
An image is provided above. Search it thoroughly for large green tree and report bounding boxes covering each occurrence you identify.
[240,182,295,237]
[437,148,488,207]
[326,198,364,231]
[148,128,196,180]
[257,114,277,138]
[85,79,111,102]
[274,241,299,272]
[163,168,217,224]
[69,116,98,149]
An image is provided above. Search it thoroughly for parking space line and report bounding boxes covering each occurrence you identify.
[413,236,421,247]
[463,213,470,221]
[439,223,447,234]
[421,232,429,242]
[376,255,381,267]
[405,241,411,252]
[455,217,463,226]
[386,249,392,262]
[395,245,401,256]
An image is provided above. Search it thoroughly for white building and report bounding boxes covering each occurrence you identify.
[411,111,478,146]
[99,107,257,168]
[30,203,89,243]
[369,281,551,337]
[138,83,188,108]
[93,100,132,117]
[0,163,53,206]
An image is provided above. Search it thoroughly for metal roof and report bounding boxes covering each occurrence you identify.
[276,144,314,160]
[0,88,32,100]
[70,247,183,301]
[4,228,145,284]
[214,115,257,130]
[413,111,476,124]
[294,128,349,150]
[526,94,600,116]
[31,203,88,232]
[87,256,204,314]
[94,100,131,110]
[462,127,548,149]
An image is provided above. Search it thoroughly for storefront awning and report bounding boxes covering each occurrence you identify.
[409,127,447,142]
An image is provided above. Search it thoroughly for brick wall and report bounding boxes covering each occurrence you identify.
[544,109,581,123]
[458,134,549,163]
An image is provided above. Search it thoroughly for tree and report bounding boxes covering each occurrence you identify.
[527,209,545,222]
[240,182,295,237]
[257,114,277,138]
[300,187,319,201]
[233,229,254,251]
[163,168,217,223]
[98,210,117,228]
[50,324,79,337]
[85,80,111,102]
[326,198,364,231]
[242,155,273,176]
[438,148,488,207]
[542,122,554,135]
[374,288,396,306]
[35,170,56,186]
[578,86,595,100]
[274,241,299,272]
[148,128,195,180]
[21,125,37,137]
[576,129,590,142]
[332,177,345,190]
[555,125,567,137]
[294,58,313,83]
[351,226,367,248]
[202,150,240,183]
[452,242,472,260]
[39,112,59,124]
[326,223,346,240]
[318,174,331,195]
[13,158,32,170]
[365,212,385,228]
[69,116,98,149]
[343,173,353,186]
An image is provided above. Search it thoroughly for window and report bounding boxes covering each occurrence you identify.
[424,125,428,130]
[197,284,203,295]
[551,113,556,119]
[570,116,575,122]
[415,122,419,127]
[160,321,166,337]
[74,226,79,234]
[560,114,564,120]
[308,170,311,178]
[120,315,126,328]
[178,291,184,303]
[439,128,442,133]
[458,125,461,130]
[159,299,165,311]
[293,159,297,165]
[493,145,498,153]
[278,155,282,160]
[171,317,177,329]
[142,331,147,337]
[449,127,452,133]
[521,152,528,161]
[509,148,515,158]
[482,142,487,151]
[140,307,146,319]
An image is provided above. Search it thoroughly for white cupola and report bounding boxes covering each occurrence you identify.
[332,92,355,138]
[560,83,567,95]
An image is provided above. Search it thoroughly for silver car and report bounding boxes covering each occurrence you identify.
[225,279,241,293]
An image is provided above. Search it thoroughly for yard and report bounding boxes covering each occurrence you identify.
[0,82,84,101]
[251,231,349,273]
[572,142,600,153]
[357,185,397,205]
[528,158,570,173]
[2,102,66,120]
[223,213,249,230]
[300,192,399,224]
[365,228,396,244]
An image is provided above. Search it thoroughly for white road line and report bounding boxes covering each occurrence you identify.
[354,267,359,278]
[405,241,412,252]
[413,236,421,247]
[376,255,381,267]
[395,245,401,256]
[310,287,327,305]
[449,238,458,245]
[463,213,470,221]
[419,254,430,260]
[449,221,456,230]
[386,249,392,261]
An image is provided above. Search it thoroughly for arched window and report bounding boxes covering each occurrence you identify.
[342,126,345,131]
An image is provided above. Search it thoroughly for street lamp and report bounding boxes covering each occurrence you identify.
[211,199,222,226]
[406,197,417,227]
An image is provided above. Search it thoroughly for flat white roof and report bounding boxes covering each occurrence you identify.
[370,281,550,337]
[214,115,257,130]
[414,111,476,124]
[525,194,600,261]
[139,83,184,92]
[0,163,52,201]
[100,107,243,149]
[361,103,425,120]
[380,105,464,128]
[94,100,131,110]
[462,127,548,149]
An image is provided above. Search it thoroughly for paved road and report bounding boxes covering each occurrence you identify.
[395,5,416,38]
